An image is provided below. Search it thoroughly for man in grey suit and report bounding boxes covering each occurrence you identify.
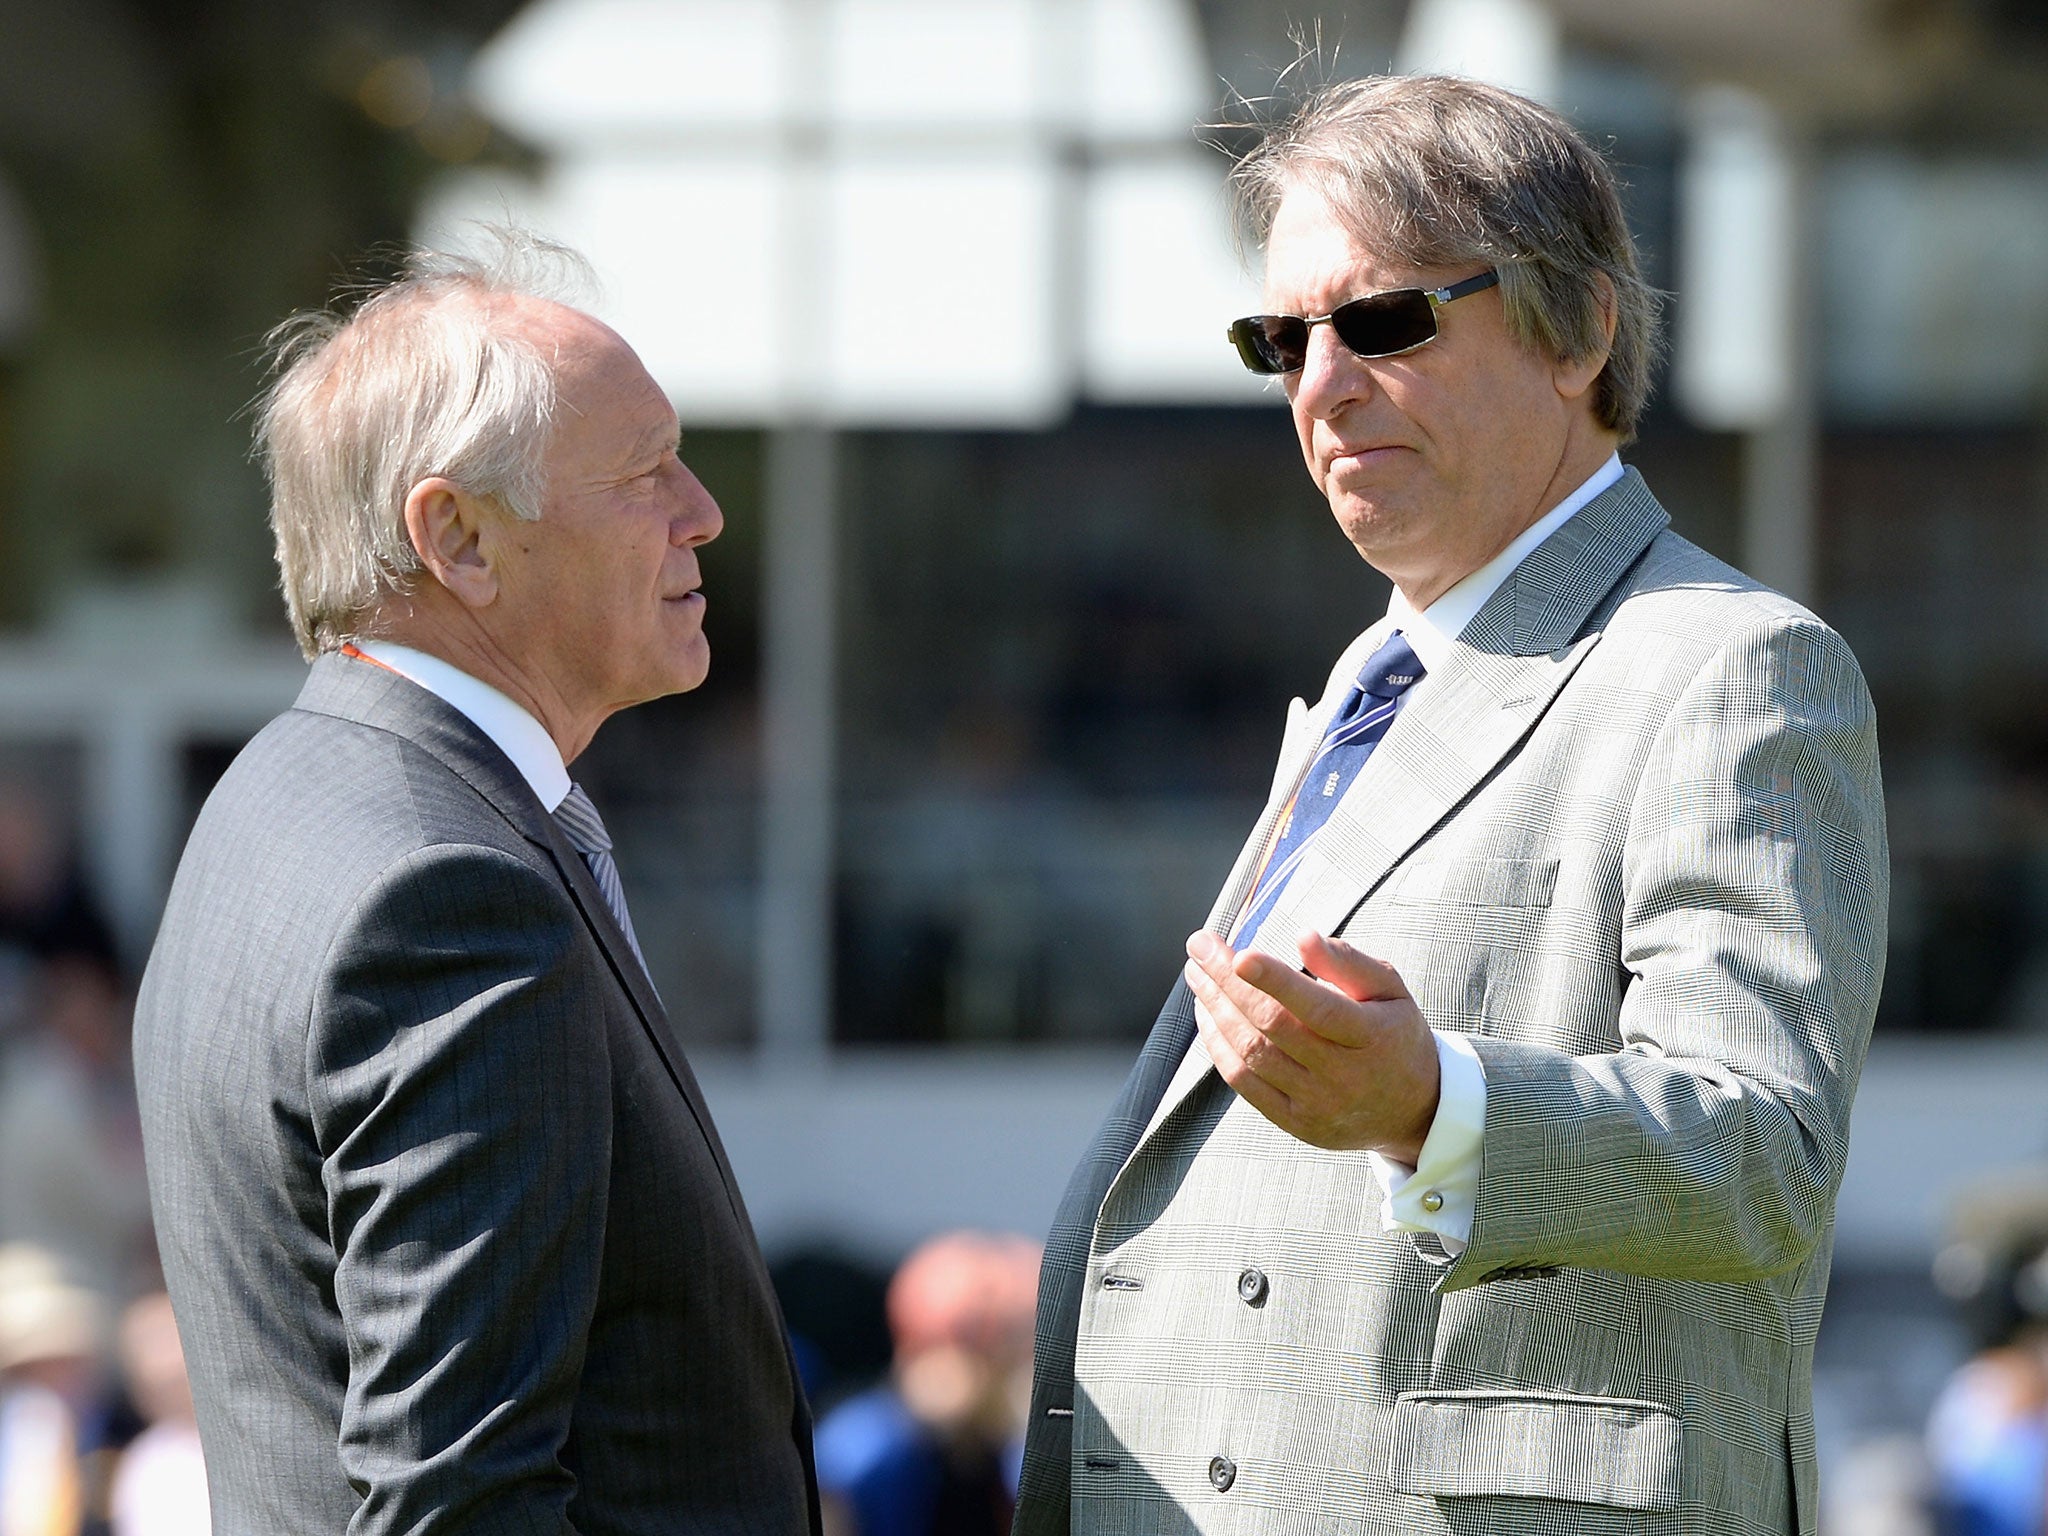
[1014,76,1887,1536]
[134,237,820,1534]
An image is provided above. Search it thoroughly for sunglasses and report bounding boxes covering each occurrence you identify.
[1226,270,1501,375]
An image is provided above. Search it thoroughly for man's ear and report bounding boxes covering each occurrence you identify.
[402,477,499,610]
[1554,273,1619,403]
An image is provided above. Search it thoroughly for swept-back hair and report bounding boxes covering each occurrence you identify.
[1231,74,1663,440]
[255,229,595,657]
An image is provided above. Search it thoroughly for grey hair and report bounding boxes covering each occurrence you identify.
[255,228,597,658]
[1231,74,1664,441]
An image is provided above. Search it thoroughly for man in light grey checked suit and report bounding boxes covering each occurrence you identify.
[134,237,820,1534]
[1014,75,1886,1536]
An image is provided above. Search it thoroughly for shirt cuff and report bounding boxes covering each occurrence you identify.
[1370,1029,1486,1253]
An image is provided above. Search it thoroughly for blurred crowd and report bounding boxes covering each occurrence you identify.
[0,782,204,1536]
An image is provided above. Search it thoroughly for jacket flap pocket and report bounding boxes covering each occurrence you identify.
[1389,1389,1680,1512]
[1393,857,1559,908]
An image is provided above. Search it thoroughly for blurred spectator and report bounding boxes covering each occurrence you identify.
[815,1232,1040,1536]
[0,955,151,1301]
[106,1293,206,1536]
[772,1247,894,1403]
[0,1243,104,1536]
[1926,1178,2048,1536]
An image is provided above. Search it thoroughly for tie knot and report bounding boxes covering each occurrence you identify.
[552,782,613,857]
[1358,632,1425,701]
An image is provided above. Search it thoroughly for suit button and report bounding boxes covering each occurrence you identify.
[1420,1189,1445,1214]
[1208,1455,1236,1491]
[1237,1267,1268,1306]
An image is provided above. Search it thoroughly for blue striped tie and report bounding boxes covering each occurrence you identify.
[1231,631,1425,949]
[552,782,652,982]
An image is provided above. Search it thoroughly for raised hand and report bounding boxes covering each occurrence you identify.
[1183,928,1441,1162]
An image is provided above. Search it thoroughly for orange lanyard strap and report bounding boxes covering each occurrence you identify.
[339,642,402,677]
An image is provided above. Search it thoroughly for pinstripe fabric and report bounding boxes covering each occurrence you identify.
[134,655,820,1536]
[1014,470,1887,1536]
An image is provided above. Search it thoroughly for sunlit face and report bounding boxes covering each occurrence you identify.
[1264,184,1602,606]
[486,302,722,723]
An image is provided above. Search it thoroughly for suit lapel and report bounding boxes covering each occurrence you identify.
[1248,639,1599,957]
[291,655,728,1168]
[1139,1029,1221,1144]
[1249,471,1668,957]
[542,819,768,1242]
[536,816,669,1050]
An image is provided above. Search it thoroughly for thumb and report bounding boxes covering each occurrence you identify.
[1297,931,1410,1003]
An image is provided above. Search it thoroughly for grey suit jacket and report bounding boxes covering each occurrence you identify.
[136,655,820,1536]
[1014,471,1888,1536]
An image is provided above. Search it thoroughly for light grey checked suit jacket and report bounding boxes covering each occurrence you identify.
[135,655,820,1536]
[1014,471,1888,1536]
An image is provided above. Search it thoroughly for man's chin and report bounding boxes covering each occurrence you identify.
[669,640,712,696]
[1331,501,1415,568]
[619,645,711,709]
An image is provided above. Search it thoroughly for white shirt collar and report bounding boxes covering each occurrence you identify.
[1388,453,1624,674]
[354,640,573,813]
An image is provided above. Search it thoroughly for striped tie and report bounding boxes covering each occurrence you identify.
[552,782,651,981]
[1231,630,1426,949]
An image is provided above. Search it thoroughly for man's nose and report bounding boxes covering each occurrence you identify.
[1291,323,1373,420]
[670,462,723,546]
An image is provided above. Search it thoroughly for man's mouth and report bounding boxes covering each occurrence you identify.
[1327,442,1406,470]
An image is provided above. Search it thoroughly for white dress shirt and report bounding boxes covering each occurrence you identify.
[1368,453,1625,1250]
[353,641,572,814]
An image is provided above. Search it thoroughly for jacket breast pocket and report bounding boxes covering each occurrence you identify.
[1392,857,1560,909]
[1389,1388,1681,1513]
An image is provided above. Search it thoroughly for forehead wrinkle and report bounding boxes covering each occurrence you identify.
[625,399,681,459]
[1265,195,1446,318]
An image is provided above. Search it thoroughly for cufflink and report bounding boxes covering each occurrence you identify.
[1420,1190,1445,1214]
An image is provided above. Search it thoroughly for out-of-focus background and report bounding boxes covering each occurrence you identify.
[1,0,2046,1531]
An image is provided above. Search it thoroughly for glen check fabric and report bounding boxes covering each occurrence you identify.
[1231,630,1423,950]
[553,781,651,979]
[1012,469,1889,1536]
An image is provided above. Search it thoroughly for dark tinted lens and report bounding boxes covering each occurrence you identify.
[1228,315,1308,375]
[1328,289,1438,358]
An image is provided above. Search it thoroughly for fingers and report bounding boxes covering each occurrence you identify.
[1299,931,1410,1004]
[1190,991,1306,1126]
[1184,941,1321,1097]
[1221,944,1406,1053]
[1183,929,1439,1155]
[1183,930,1381,1073]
